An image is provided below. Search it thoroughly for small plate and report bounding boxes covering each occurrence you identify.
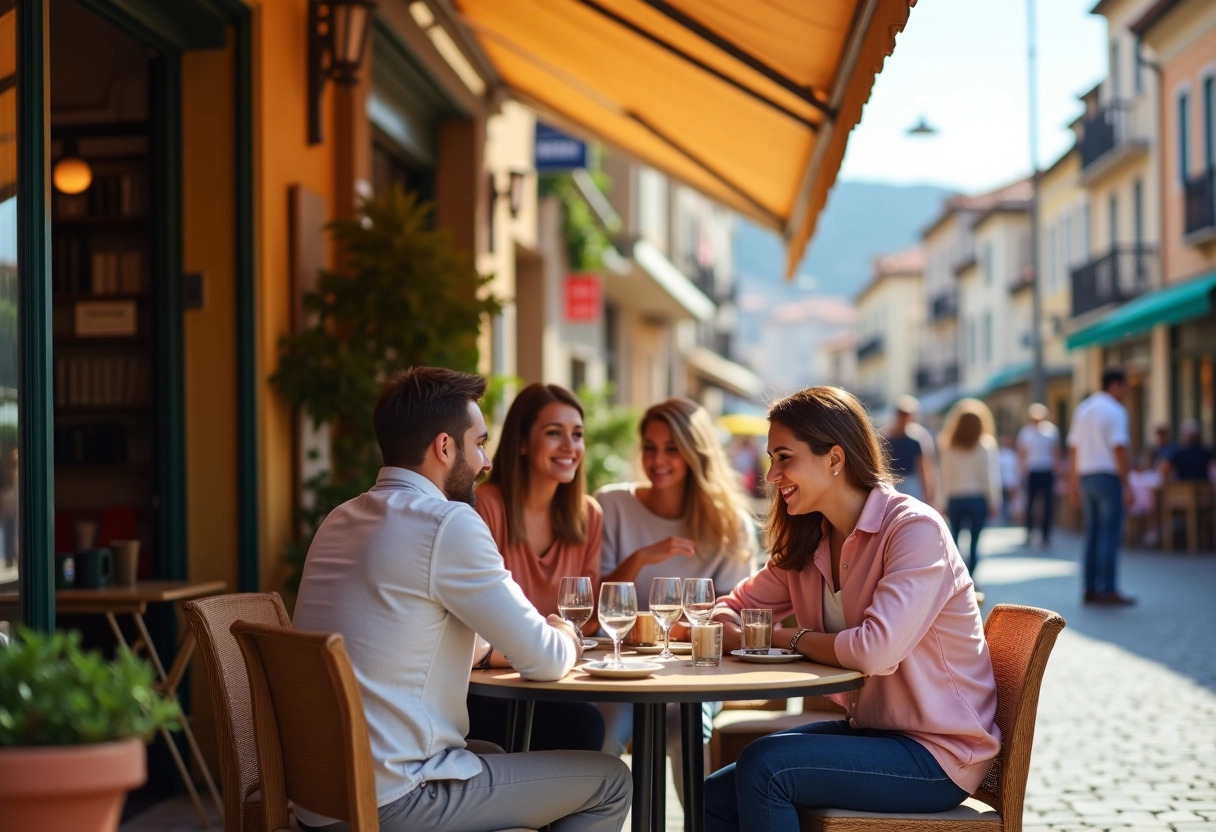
[729,648,803,663]
[582,660,663,680]
[631,642,693,655]
[581,638,601,650]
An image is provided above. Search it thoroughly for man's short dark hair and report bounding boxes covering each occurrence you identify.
[1101,368,1127,392]
[373,367,487,468]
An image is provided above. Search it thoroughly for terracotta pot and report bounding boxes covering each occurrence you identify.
[0,738,146,832]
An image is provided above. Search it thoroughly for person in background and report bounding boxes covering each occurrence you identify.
[293,367,630,832]
[596,397,760,795]
[469,382,605,752]
[936,398,1001,581]
[1016,402,1061,547]
[998,433,1020,525]
[1160,419,1215,482]
[704,386,997,832]
[1148,424,1176,470]
[880,394,936,507]
[1067,368,1135,606]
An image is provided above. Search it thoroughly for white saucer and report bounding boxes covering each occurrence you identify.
[582,660,663,680]
[582,638,601,650]
[631,642,692,655]
[729,648,803,663]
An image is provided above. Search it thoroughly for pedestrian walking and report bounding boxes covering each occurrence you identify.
[1017,402,1061,547]
[1067,368,1136,606]
[937,398,1001,580]
[881,394,936,506]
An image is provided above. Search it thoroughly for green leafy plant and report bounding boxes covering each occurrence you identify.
[271,187,501,594]
[0,628,180,747]
[577,386,638,493]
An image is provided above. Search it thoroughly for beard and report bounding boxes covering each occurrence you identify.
[443,453,479,506]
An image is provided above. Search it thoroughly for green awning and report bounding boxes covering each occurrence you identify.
[1067,271,1216,350]
[980,361,1032,396]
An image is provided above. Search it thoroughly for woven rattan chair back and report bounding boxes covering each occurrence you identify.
[183,593,291,832]
[231,621,380,832]
[800,603,1065,832]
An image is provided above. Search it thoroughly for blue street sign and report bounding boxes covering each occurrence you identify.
[535,122,588,172]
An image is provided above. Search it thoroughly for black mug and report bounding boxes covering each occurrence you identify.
[54,552,76,589]
[75,547,113,589]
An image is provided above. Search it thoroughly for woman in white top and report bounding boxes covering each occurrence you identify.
[936,398,1002,578]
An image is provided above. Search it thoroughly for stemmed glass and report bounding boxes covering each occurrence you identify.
[682,577,717,627]
[557,576,597,650]
[598,582,638,668]
[649,577,683,659]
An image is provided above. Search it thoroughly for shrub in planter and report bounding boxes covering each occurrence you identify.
[0,627,181,832]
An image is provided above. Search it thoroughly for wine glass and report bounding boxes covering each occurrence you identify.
[649,577,683,659]
[557,576,597,650]
[682,577,716,626]
[598,582,638,668]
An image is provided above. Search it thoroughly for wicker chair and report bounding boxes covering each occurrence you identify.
[799,603,1066,832]
[183,592,292,832]
[232,622,537,832]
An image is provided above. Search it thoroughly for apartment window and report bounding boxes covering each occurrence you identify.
[1133,178,1143,247]
[1178,91,1191,185]
[983,311,992,364]
[966,319,976,367]
[983,244,993,285]
[1205,76,1214,170]
[1108,193,1118,248]
[1110,41,1120,101]
[1063,214,1072,268]
[1047,225,1058,291]
[1082,202,1091,258]
[1134,41,1143,95]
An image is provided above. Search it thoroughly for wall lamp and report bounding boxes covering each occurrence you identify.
[490,169,529,219]
[308,0,377,145]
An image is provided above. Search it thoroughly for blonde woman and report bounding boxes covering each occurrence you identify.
[597,398,759,596]
[937,398,1002,578]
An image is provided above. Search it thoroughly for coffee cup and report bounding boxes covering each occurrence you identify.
[626,611,658,646]
[54,552,76,589]
[741,609,773,654]
[110,539,141,586]
[75,547,113,589]
[691,621,723,667]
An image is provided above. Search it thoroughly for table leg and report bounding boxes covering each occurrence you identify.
[504,700,535,753]
[631,703,655,832]
[127,611,225,825]
[650,702,666,832]
[681,702,705,832]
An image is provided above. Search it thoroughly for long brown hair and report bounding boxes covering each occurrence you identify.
[766,387,891,572]
[489,383,588,546]
[940,397,995,450]
[640,398,752,560]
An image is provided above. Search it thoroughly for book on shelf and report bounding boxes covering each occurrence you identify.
[55,355,150,408]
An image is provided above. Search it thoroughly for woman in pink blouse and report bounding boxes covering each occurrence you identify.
[469,383,604,752]
[705,386,999,831]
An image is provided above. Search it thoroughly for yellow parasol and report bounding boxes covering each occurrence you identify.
[717,413,770,438]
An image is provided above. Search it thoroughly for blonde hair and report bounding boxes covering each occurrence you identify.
[940,397,996,450]
[640,398,751,561]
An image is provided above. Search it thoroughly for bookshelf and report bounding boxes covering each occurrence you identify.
[51,125,155,558]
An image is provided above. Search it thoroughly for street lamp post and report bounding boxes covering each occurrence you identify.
[1027,0,1045,405]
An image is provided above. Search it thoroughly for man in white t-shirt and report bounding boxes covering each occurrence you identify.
[1016,402,1060,546]
[1066,369,1135,606]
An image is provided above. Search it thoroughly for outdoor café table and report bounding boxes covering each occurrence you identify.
[469,654,865,832]
[0,579,228,828]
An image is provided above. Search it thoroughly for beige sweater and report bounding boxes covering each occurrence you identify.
[937,435,1002,508]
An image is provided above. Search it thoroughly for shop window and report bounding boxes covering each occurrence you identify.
[372,136,433,205]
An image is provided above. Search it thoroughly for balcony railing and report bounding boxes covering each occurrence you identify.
[914,360,960,391]
[1079,101,1135,171]
[915,366,931,391]
[856,335,884,361]
[929,291,958,322]
[1070,245,1157,318]
[1184,168,1215,238]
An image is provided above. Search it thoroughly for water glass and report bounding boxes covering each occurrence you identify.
[649,577,683,659]
[682,577,716,626]
[741,608,772,654]
[598,582,638,667]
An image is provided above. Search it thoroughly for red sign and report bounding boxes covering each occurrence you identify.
[564,274,602,322]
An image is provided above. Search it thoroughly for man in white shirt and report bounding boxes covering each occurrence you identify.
[293,366,630,831]
[1016,402,1061,546]
[1066,369,1136,605]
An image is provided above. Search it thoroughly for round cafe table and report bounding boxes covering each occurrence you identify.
[469,653,865,832]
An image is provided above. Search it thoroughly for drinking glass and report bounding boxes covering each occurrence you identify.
[557,576,597,650]
[649,577,683,659]
[682,577,716,626]
[598,582,638,668]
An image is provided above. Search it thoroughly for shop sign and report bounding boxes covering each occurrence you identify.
[535,122,587,171]
[564,274,601,322]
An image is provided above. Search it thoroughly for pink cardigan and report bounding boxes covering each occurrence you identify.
[718,483,999,793]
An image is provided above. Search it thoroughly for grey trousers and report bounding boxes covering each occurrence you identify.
[304,748,631,832]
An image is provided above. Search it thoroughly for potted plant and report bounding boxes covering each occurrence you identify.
[0,627,181,832]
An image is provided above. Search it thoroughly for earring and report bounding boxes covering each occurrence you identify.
[833,468,839,477]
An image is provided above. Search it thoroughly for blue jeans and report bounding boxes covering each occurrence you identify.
[704,720,967,832]
[1080,473,1123,595]
[946,495,988,575]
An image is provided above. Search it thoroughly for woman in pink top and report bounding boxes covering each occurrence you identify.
[468,383,604,752]
[705,387,999,832]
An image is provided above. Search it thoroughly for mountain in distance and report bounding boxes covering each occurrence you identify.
[732,180,955,398]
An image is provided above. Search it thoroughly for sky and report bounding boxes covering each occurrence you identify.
[838,0,1109,194]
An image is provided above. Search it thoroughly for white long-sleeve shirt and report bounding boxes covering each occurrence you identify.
[292,467,576,826]
[937,435,1002,508]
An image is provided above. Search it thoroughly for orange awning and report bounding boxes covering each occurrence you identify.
[446,0,916,277]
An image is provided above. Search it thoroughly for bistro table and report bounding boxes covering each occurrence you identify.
[0,580,228,827]
[469,653,865,832]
